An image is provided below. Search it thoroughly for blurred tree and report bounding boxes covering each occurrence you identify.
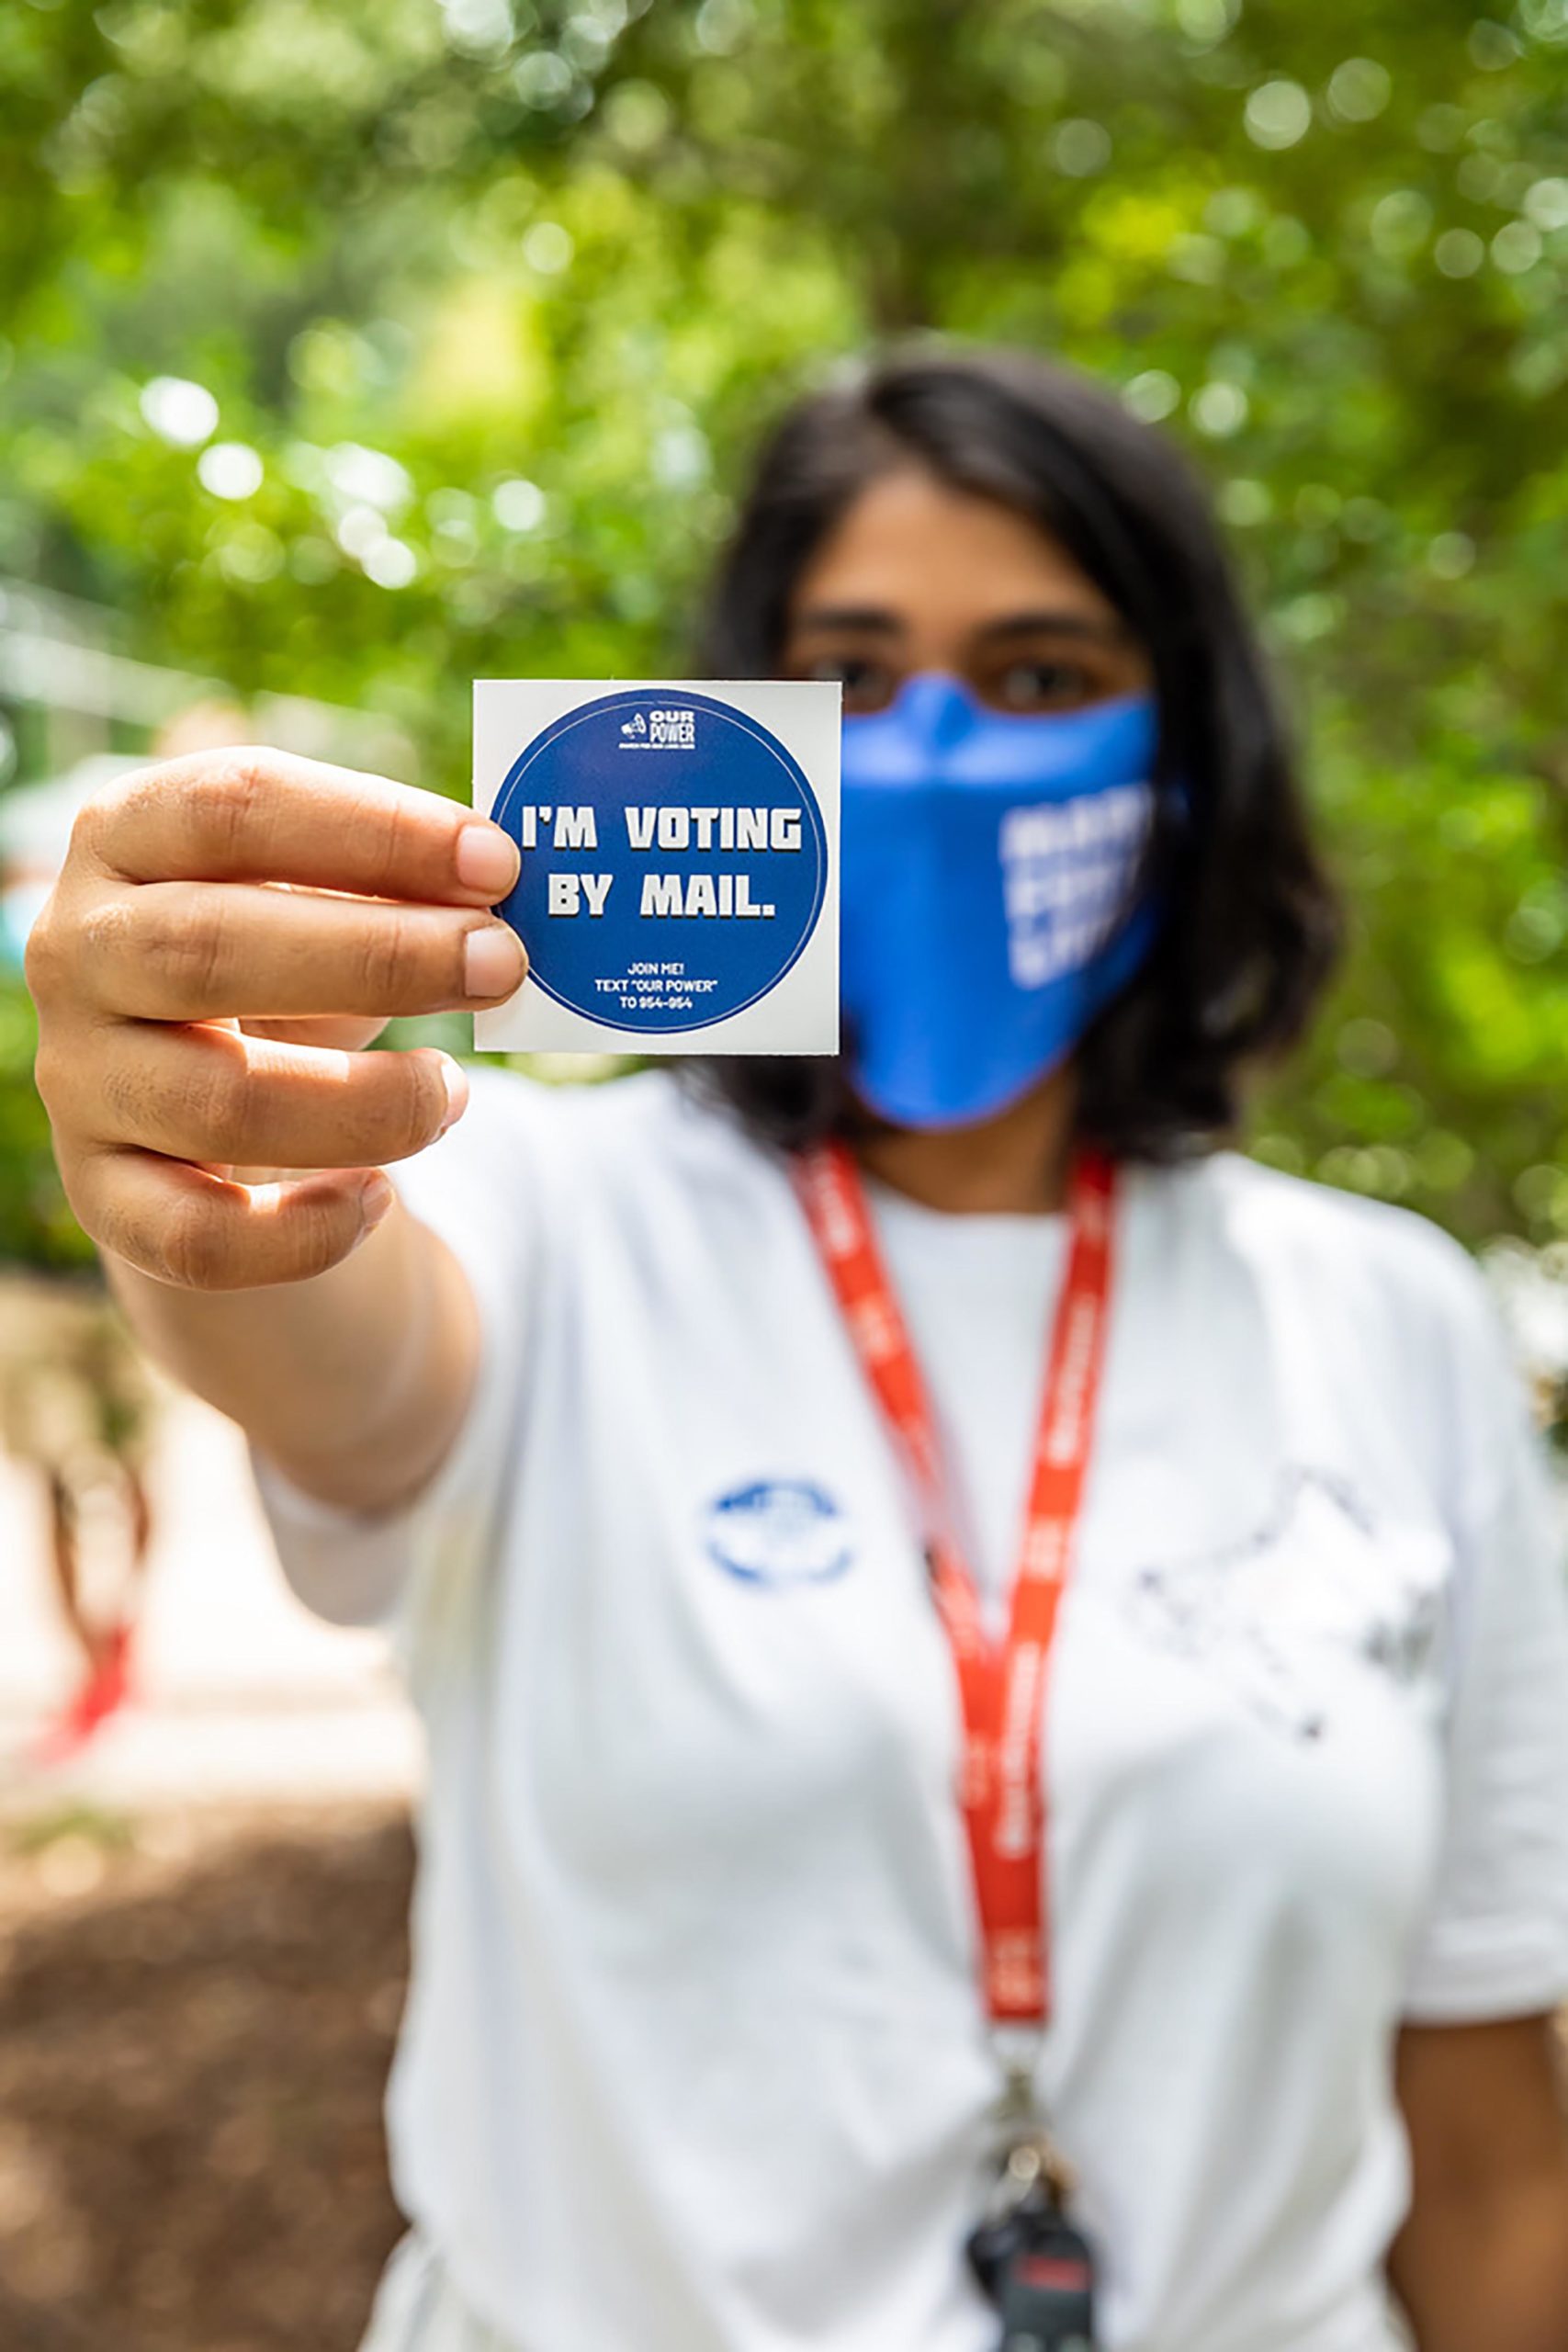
[2,0,1567,1260]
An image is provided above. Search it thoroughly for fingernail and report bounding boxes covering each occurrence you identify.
[435,1054,468,1136]
[360,1171,396,1231]
[463,924,526,1001]
[456,823,520,899]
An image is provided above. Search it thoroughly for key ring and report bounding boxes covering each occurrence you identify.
[978,2038,1077,2226]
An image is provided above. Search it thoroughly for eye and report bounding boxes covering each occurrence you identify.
[987,660,1100,713]
[800,654,899,714]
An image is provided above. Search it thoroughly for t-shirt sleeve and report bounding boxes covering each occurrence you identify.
[1403,1254,1568,2022]
[250,1065,543,1642]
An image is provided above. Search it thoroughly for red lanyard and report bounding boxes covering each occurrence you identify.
[794,1138,1118,2030]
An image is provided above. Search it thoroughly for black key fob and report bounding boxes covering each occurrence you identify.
[995,2204,1097,2352]
[966,2205,1027,2303]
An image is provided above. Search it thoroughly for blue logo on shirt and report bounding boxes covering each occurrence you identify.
[704,1481,853,1587]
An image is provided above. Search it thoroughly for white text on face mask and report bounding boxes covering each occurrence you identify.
[1000,781,1154,989]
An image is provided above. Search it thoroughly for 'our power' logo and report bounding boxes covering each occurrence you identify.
[620,706,695,750]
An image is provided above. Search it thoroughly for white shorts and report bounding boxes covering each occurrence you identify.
[359,2233,510,2352]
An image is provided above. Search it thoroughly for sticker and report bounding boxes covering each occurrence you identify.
[473,680,840,1056]
[703,1480,854,1588]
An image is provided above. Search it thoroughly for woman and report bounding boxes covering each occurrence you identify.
[26,349,1568,2351]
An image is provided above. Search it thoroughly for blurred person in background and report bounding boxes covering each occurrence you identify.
[21,349,1568,2352]
[0,1267,156,1758]
[0,700,248,1756]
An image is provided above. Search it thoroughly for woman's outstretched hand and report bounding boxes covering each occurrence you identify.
[27,748,524,1291]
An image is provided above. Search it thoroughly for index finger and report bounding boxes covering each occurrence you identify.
[79,748,520,907]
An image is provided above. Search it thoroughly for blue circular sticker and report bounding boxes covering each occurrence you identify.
[492,688,828,1036]
[703,1480,854,1587]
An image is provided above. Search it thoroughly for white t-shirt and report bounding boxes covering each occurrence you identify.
[258,1069,1568,2352]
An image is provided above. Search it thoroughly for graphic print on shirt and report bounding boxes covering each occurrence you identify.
[1121,1464,1449,1739]
[703,1478,856,1587]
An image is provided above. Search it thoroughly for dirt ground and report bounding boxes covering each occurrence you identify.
[0,1801,413,2352]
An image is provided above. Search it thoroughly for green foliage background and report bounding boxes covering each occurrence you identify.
[3,0,1567,1264]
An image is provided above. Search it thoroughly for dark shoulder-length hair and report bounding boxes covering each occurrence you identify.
[687,344,1341,1164]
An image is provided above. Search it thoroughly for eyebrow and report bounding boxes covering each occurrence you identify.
[790,603,1130,646]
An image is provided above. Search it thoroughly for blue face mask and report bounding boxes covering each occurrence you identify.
[840,673,1165,1131]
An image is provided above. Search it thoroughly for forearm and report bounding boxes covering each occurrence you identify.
[104,1197,476,1514]
[1392,2165,1568,2352]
